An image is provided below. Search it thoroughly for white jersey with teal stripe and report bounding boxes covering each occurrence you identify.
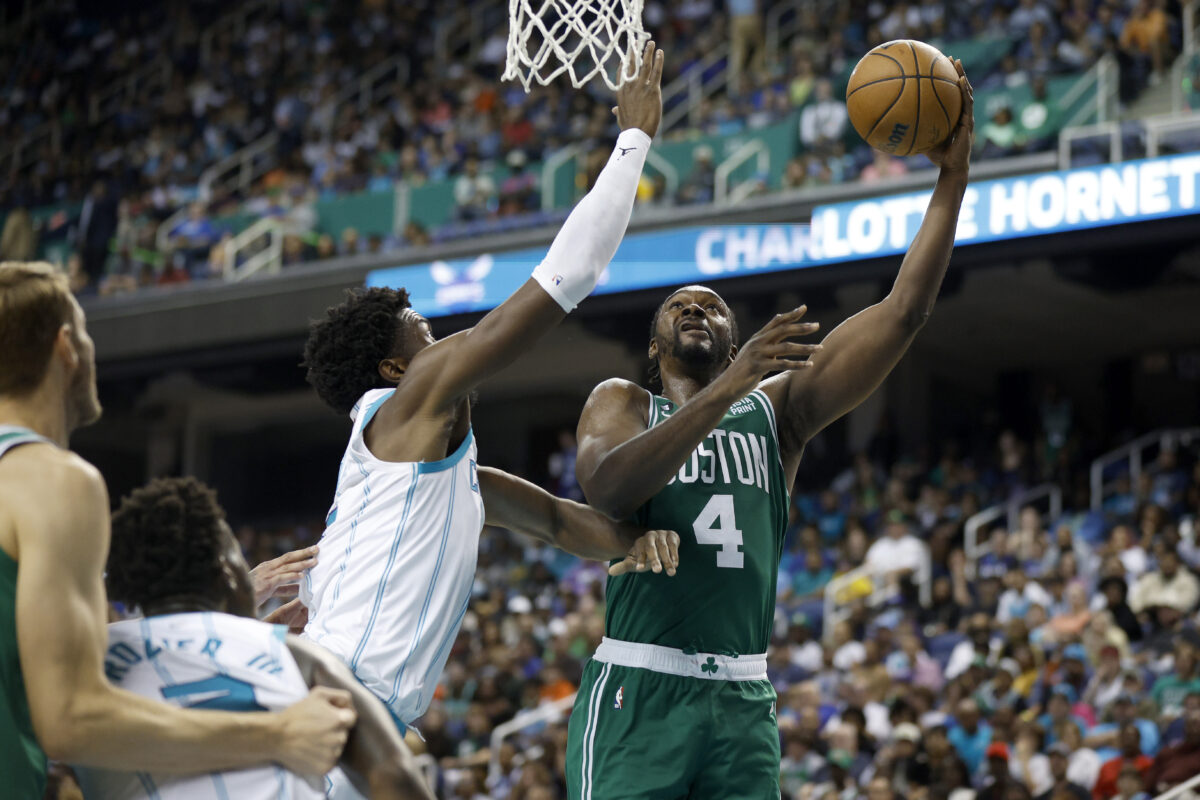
[73,612,322,800]
[300,388,484,724]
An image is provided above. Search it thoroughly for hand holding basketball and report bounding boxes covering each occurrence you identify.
[924,60,974,175]
[613,40,665,139]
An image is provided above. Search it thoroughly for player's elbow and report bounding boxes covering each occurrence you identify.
[36,710,94,762]
[889,295,933,333]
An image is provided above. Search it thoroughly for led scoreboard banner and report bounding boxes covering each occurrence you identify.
[367,154,1200,319]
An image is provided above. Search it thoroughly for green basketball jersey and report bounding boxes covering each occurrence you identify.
[605,389,790,657]
[0,425,51,799]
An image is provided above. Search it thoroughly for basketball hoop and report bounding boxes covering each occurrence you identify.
[503,0,650,92]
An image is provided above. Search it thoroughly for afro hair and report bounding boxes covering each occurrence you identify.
[107,477,228,612]
[303,287,412,415]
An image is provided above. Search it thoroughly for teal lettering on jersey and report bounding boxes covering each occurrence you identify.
[246,654,285,675]
[161,675,265,712]
[200,637,222,657]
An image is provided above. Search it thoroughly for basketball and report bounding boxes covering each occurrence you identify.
[846,40,963,157]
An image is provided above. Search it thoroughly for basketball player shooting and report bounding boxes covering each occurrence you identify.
[564,62,973,800]
[298,42,679,756]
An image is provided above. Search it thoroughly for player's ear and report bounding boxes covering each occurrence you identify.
[378,357,408,383]
[647,338,658,361]
[54,323,80,370]
[727,344,739,365]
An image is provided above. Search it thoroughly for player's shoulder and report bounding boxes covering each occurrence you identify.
[588,377,649,404]
[582,378,652,422]
[2,445,104,507]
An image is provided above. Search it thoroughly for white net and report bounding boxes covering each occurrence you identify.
[503,0,649,92]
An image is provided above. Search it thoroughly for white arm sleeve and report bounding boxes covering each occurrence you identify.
[531,128,651,312]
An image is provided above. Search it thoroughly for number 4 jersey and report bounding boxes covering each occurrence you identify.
[608,389,790,657]
[73,612,324,800]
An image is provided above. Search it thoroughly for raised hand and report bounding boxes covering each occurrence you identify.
[609,530,680,577]
[612,40,665,138]
[925,59,974,174]
[717,306,822,400]
[250,545,318,608]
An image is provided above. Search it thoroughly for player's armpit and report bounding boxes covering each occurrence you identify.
[286,636,434,800]
[478,466,674,565]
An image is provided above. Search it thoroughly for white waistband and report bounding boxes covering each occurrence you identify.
[593,637,768,681]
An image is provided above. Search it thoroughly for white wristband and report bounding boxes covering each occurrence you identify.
[532,128,651,312]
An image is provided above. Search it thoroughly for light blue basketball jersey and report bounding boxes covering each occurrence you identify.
[73,612,323,800]
[301,388,485,725]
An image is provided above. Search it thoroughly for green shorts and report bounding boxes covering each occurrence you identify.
[565,639,781,800]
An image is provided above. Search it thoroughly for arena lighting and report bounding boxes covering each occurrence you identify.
[367,153,1200,319]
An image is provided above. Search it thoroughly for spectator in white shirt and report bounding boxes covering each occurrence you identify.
[1130,547,1200,615]
[866,510,926,585]
[799,79,848,155]
[1111,524,1149,578]
[997,566,1055,624]
[453,157,496,221]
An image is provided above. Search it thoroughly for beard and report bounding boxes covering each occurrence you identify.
[670,328,731,371]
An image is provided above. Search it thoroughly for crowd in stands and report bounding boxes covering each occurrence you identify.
[0,0,1187,294]
[221,386,1200,800]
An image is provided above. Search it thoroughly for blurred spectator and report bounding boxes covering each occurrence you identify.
[1144,709,1200,793]
[454,158,497,221]
[1094,722,1153,800]
[1130,547,1199,616]
[76,180,118,291]
[859,151,908,183]
[950,698,993,775]
[676,146,716,205]
[799,79,848,155]
[499,151,538,216]
[979,102,1023,159]
[0,205,36,261]
[1120,0,1171,85]
[728,0,764,86]
[1038,742,1090,800]
[168,203,221,277]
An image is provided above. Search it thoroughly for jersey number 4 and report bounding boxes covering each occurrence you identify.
[693,494,744,569]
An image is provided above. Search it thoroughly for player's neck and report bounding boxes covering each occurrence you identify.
[0,386,71,448]
[142,595,226,617]
[658,366,720,406]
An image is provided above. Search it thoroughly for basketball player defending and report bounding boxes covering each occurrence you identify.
[300,42,676,736]
[75,477,433,800]
[0,263,355,799]
[565,63,974,799]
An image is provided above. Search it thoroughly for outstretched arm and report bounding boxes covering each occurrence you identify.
[286,637,434,800]
[479,467,678,574]
[14,450,355,775]
[768,62,974,448]
[401,43,664,411]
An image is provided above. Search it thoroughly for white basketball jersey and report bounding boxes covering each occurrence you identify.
[73,612,323,800]
[301,388,485,724]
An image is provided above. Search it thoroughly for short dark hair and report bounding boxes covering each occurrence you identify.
[0,262,75,396]
[647,288,740,389]
[107,477,227,611]
[303,287,412,415]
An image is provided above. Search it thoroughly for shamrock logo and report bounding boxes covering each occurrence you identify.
[700,657,718,674]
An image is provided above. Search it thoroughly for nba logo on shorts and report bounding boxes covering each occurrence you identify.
[614,686,624,709]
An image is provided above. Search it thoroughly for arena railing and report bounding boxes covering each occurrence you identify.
[197,132,280,202]
[487,692,577,786]
[1144,110,1200,156]
[223,217,286,282]
[539,145,679,211]
[714,138,770,204]
[964,483,1062,579]
[1152,772,1200,800]
[1089,428,1200,512]
[199,0,282,65]
[661,45,732,133]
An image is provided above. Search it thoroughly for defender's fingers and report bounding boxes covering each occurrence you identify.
[640,40,656,81]
[772,322,821,341]
[766,342,823,358]
[608,557,635,576]
[648,537,663,574]
[665,531,680,576]
[651,48,665,87]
